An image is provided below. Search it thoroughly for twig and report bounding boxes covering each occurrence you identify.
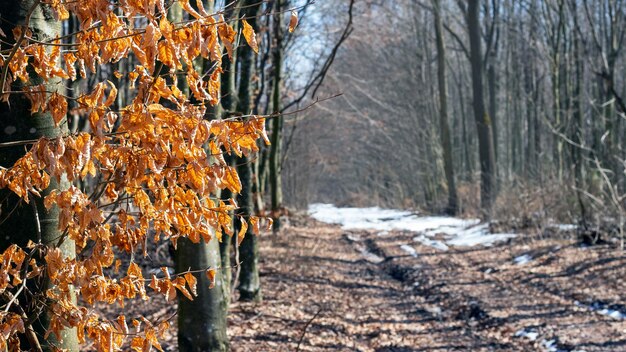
[282,0,355,112]
[29,193,41,243]
[0,1,40,95]
[1,291,42,352]
[295,306,322,352]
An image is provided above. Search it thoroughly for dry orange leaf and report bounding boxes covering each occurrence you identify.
[237,217,248,246]
[184,272,198,297]
[223,166,242,193]
[47,92,67,126]
[242,20,259,54]
[206,268,216,289]
[289,10,299,33]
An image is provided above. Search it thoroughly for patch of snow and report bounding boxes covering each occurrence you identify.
[425,225,468,237]
[309,203,516,248]
[445,224,516,247]
[554,224,577,231]
[400,244,418,257]
[308,203,477,233]
[542,339,558,352]
[599,308,626,320]
[357,246,384,264]
[413,235,449,251]
[576,301,626,320]
[513,254,533,265]
[345,234,361,242]
[515,327,539,341]
[377,231,389,236]
[308,203,413,231]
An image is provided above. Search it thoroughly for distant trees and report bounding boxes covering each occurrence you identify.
[285,0,626,228]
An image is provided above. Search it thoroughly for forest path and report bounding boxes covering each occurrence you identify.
[227,215,626,352]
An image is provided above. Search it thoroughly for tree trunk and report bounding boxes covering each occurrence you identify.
[0,2,79,351]
[217,2,240,301]
[433,0,458,215]
[571,2,587,225]
[236,0,262,302]
[269,0,285,232]
[175,237,229,352]
[174,1,229,350]
[468,0,497,216]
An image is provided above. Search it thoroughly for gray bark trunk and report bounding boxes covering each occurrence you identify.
[269,0,284,232]
[0,2,78,351]
[175,237,229,352]
[174,1,229,350]
[236,0,262,303]
[433,0,458,215]
[468,0,497,216]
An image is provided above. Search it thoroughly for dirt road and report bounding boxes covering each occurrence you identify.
[227,216,626,351]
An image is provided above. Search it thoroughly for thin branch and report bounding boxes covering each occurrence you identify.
[295,306,323,352]
[282,0,355,112]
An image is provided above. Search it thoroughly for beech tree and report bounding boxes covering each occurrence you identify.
[0,0,270,350]
[236,0,263,302]
[467,0,497,216]
[432,0,458,215]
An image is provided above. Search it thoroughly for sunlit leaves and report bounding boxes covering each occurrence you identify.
[237,217,248,245]
[47,92,67,126]
[242,20,259,54]
[0,0,271,350]
[206,268,216,289]
[289,10,299,33]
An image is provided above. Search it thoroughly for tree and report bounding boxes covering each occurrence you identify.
[432,0,458,215]
[269,0,288,231]
[467,0,497,216]
[0,1,79,350]
[236,0,263,302]
[0,1,268,350]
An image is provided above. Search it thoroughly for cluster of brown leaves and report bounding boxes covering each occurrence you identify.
[0,0,270,350]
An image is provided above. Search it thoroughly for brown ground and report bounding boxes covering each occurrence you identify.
[94,214,626,351]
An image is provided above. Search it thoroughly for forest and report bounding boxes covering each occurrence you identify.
[0,0,623,351]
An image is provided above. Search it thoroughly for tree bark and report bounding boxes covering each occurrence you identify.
[269,0,285,232]
[175,237,229,352]
[468,0,497,216]
[217,2,240,302]
[236,0,262,303]
[0,2,79,351]
[433,0,458,215]
[173,1,230,350]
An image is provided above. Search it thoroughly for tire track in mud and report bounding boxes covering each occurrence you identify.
[353,231,608,352]
[344,232,521,351]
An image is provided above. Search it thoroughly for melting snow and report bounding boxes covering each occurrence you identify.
[515,327,539,341]
[309,203,516,249]
[516,328,587,352]
[576,301,626,320]
[513,254,533,265]
[413,235,450,251]
[400,244,418,257]
[446,224,516,247]
[555,224,577,231]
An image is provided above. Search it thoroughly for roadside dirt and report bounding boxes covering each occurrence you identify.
[91,214,626,351]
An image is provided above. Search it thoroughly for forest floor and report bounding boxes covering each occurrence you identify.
[97,212,626,351]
